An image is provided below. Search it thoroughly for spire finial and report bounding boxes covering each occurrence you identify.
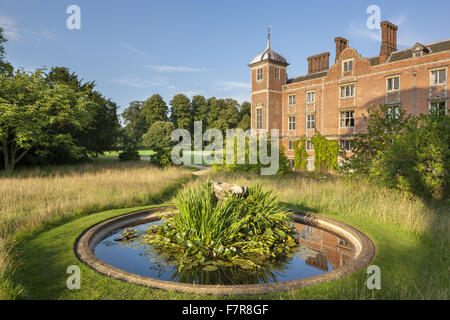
[267,25,272,49]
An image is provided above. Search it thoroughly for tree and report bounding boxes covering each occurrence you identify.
[0,27,12,75]
[142,121,175,167]
[341,105,414,175]
[142,121,175,150]
[142,94,168,125]
[0,69,91,171]
[170,94,192,130]
[122,101,148,145]
[369,112,449,201]
[45,67,120,158]
[192,95,209,125]
[207,98,239,133]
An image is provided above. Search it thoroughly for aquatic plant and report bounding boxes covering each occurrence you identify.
[141,181,299,271]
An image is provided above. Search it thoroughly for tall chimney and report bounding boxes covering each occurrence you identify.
[307,52,330,74]
[335,37,348,62]
[379,21,398,63]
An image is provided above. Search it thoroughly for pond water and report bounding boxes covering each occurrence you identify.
[94,221,353,285]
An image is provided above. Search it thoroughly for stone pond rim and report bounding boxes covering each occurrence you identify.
[75,206,376,295]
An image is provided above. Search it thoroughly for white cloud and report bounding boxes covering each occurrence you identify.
[216,81,250,91]
[111,76,167,88]
[0,16,20,40]
[120,43,146,56]
[145,65,211,73]
[31,30,55,39]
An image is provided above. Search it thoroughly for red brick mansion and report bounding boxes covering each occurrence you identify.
[249,22,449,169]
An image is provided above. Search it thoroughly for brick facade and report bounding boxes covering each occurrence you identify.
[249,21,450,167]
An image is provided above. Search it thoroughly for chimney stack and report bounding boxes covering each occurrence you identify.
[335,37,349,62]
[307,52,330,74]
[379,21,398,63]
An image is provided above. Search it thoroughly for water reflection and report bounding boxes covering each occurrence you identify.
[94,221,353,285]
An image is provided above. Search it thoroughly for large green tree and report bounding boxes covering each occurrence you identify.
[192,95,208,125]
[142,94,169,125]
[0,27,12,75]
[170,94,192,130]
[122,101,148,145]
[237,101,251,130]
[0,69,91,171]
[45,67,121,158]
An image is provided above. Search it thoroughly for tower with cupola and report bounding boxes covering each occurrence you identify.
[248,27,288,134]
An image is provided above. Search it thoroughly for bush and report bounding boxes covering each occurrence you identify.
[149,146,172,167]
[118,146,140,161]
[311,133,339,173]
[293,138,307,170]
[369,112,449,201]
[342,105,449,201]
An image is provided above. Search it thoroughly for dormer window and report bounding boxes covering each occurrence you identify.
[257,68,263,80]
[412,43,430,58]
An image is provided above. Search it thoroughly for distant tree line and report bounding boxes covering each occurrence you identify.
[121,94,250,148]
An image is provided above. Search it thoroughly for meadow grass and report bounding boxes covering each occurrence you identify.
[1,166,448,299]
[0,160,192,299]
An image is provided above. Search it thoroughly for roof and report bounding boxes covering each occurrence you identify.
[249,34,288,66]
[286,70,327,84]
[283,39,450,85]
[385,39,450,64]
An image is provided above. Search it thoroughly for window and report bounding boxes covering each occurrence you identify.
[338,237,351,248]
[340,140,352,152]
[431,69,446,85]
[387,105,401,119]
[343,59,353,72]
[306,140,313,151]
[306,91,315,103]
[288,94,296,106]
[413,51,422,57]
[306,114,315,129]
[340,84,355,98]
[274,68,280,79]
[256,109,263,129]
[288,140,294,150]
[429,101,447,115]
[288,116,296,130]
[339,110,355,128]
[287,158,295,168]
[387,77,400,92]
[257,68,263,80]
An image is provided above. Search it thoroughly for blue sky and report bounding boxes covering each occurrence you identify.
[1,0,450,113]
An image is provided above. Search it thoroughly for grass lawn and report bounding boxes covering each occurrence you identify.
[97,149,155,159]
[4,169,448,300]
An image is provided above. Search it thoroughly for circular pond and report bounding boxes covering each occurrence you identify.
[75,207,375,295]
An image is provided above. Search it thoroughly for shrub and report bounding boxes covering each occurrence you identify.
[311,133,339,173]
[293,138,307,170]
[369,112,449,201]
[118,146,140,161]
[149,146,172,167]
